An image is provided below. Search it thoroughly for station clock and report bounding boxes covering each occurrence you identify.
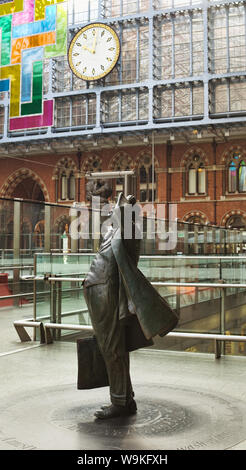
[68,23,120,81]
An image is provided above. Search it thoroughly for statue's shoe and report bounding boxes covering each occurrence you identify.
[94,400,137,419]
[100,393,135,411]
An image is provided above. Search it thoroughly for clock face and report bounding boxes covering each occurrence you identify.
[68,23,120,81]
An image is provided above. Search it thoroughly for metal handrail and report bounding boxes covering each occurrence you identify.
[46,277,246,289]
[43,323,246,344]
[48,277,84,282]
[151,282,246,288]
[0,265,34,269]
[43,322,246,359]
[37,252,246,259]
[0,285,83,301]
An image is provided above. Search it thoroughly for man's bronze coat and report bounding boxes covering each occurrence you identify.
[80,194,178,401]
[111,231,179,341]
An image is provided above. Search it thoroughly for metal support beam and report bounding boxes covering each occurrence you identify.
[203,0,209,120]
[220,287,226,355]
[50,281,57,340]
[13,200,21,308]
[70,207,79,253]
[44,204,51,252]
[14,320,45,344]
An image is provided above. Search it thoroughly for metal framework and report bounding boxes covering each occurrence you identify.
[2,0,246,144]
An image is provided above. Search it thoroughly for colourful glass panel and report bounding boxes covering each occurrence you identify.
[45,4,67,58]
[11,31,56,64]
[35,0,63,21]
[228,161,237,193]
[21,60,43,115]
[0,15,12,66]
[9,99,53,130]
[0,79,10,92]
[21,47,43,102]
[0,0,24,17]
[0,1,67,129]
[12,4,56,38]
[12,0,35,26]
[0,64,20,117]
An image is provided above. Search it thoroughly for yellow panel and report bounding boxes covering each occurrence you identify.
[0,65,20,117]
[35,0,64,21]
[0,0,24,16]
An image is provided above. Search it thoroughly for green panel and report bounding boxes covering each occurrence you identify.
[45,4,67,58]
[0,15,12,66]
[21,60,43,116]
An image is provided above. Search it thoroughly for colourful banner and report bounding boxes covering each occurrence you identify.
[0,0,68,130]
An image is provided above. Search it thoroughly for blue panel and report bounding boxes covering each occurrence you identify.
[21,47,43,103]
[12,5,56,39]
[0,78,10,92]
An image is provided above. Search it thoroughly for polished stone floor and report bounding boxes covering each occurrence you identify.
[1,316,246,450]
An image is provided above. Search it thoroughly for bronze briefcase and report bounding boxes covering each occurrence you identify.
[77,336,109,390]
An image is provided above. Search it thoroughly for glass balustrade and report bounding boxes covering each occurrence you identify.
[1,196,246,356]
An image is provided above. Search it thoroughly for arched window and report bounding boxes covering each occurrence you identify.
[55,159,77,201]
[115,165,130,198]
[82,154,102,201]
[53,157,77,202]
[228,161,237,193]
[239,160,246,193]
[109,153,134,199]
[61,172,67,200]
[225,214,246,229]
[138,156,156,202]
[227,152,246,193]
[198,163,206,194]
[187,154,206,195]
[68,172,76,200]
[188,163,196,194]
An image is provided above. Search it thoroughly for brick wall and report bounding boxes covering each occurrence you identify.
[1,139,246,227]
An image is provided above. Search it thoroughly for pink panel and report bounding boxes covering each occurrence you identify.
[12,0,35,26]
[9,99,53,130]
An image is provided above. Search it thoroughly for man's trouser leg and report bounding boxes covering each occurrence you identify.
[84,283,133,407]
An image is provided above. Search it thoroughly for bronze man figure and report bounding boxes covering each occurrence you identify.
[82,193,178,420]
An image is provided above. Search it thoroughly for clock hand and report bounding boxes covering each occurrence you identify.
[82,45,94,53]
[91,30,98,54]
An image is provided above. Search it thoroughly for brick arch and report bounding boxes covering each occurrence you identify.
[108,151,134,170]
[53,157,78,178]
[221,145,246,165]
[53,214,71,233]
[181,147,209,168]
[0,168,50,202]
[220,209,246,227]
[81,153,103,173]
[182,210,209,224]
[134,150,159,169]
[5,215,32,232]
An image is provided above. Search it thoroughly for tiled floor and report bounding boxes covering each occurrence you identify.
[1,332,246,450]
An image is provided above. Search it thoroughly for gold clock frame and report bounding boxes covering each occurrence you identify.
[68,23,121,81]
